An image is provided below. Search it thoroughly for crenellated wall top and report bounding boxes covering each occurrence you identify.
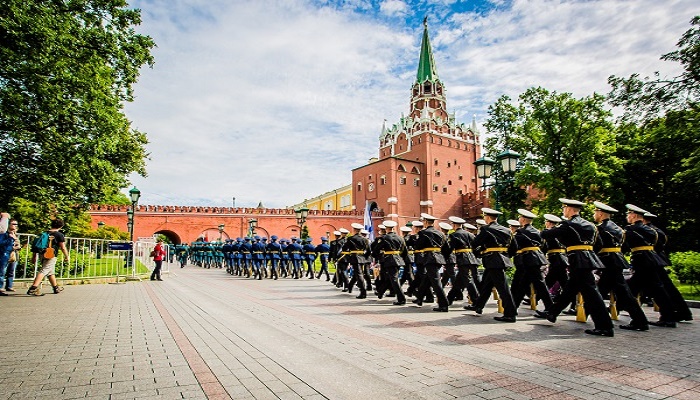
[88,204,370,217]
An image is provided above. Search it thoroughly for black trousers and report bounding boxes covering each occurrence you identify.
[347,263,366,295]
[440,263,456,287]
[472,268,516,317]
[415,264,448,307]
[150,260,162,280]
[597,265,647,325]
[406,265,426,297]
[545,263,569,297]
[376,265,406,303]
[510,265,553,310]
[627,265,676,322]
[447,265,479,303]
[658,267,693,320]
[550,268,613,330]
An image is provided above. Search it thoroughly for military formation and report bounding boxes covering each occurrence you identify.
[173,198,693,338]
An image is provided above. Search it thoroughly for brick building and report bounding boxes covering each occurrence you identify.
[351,20,483,225]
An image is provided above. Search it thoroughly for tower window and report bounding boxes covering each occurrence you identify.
[357,183,362,191]
[434,159,438,166]
[433,184,438,192]
[442,186,448,193]
[448,180,452,185]
[400,176,407,185]
[380,175,386,185]
[413,178,419,187]
[447,162,451,168]
[458,175,463,181]
[435,170,440,177]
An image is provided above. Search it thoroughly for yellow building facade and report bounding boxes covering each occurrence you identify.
[289,184,354,212]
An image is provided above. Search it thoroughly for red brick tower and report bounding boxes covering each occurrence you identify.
[352,19,482,224]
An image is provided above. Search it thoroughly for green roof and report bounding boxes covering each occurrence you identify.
[416,18,439,83]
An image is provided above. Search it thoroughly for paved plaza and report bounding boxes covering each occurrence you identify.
[0,266,698,400]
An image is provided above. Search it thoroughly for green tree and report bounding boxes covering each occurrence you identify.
[484,88,621,216]
[0,0,155,226]
[609,16,700,251]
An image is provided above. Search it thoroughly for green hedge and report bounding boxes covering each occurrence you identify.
[669,251,700,293]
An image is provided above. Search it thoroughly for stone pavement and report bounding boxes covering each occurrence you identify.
[0,266,698,400]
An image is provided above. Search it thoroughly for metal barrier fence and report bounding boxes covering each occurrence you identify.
[11,233,170,283]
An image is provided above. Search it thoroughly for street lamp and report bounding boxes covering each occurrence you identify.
[474,148,521,210]
[97,221,105,230]
[126,186,141,269]
[248,218,257,237]
[218,223,225,241]
[295,207,309,226]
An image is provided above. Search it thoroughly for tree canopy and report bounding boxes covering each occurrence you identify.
[0,0,154,230]
[484,88,621,214]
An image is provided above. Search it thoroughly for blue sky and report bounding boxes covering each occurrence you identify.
[124,0,696,208]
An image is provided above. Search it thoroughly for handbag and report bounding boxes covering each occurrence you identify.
[150,250,157,257]
[8,251,16,263]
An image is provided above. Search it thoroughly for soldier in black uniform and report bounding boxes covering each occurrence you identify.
[438,222,457,289]
[405,221,428,299]
[399,225,415,291]
[509,209,554,313]
[343,223,370,299]
[464,208,518,322]
[374,221,408,305]
[446,217,480,306]
[542,214,568,301]
[643,212,693,322]
[624,204,677,327]
[412,214,450,312]
[536,198,614,336]
[329,231,342,285]
[592,201,649,330]
[336,229,351,289]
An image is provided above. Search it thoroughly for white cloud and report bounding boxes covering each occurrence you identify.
[380,0,409,16]
[124,0,697,208]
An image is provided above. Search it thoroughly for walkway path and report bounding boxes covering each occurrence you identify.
[1,266,698,399]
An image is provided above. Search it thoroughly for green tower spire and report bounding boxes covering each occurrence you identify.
[416,17,439,83]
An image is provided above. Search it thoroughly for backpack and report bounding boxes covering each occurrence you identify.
[31,232,51,255]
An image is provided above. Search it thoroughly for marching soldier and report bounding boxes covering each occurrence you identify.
[266,235,283,280]
[303,237,317,279]
[542,214,568,302]
[592,201,649,331]
[412,214,450,312]
[643,212,693,322]
[315,237,331,280]
[399,225,415,290]
[438,222,457,288]
[464,208,518,322]
[241,237,253,278]
[374,220,408,305]
[287,237,304,279]
[623,204,677,327]
[343,223,371,299]
[446,217,480,306]
[405,221,428,300]
[536,199,614,336]
[336,228,351,289]
[509,209,553,313]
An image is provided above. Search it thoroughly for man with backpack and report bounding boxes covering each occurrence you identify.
[27,218,70,296]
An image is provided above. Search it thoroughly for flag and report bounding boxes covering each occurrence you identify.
[363,200,374,241]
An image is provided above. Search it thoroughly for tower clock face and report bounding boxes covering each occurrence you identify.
[368,183,375,192]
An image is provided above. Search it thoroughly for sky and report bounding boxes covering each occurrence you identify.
[123,0,697,209]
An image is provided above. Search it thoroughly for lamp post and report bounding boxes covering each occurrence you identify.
[127,186,141,270]
[295,207,309,239]
[473,148,520,210]
[218,223,225,241]
[97,221,105,230]
[248,218,257,238]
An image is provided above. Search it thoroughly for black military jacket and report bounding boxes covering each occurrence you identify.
[647,223,670,266]
[623,220,666,270]
[595,219,629,270]
[540,215,604,270]
[510,224,548,268]
[448,228,479,267]
[541,230,569,268]
[341,234,370,265]
[376,232,407,268]
[472,222,513,269]
[404,233,417,265]
[414,226,447,266]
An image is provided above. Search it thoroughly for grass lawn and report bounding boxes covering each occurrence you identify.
[677,283,700,301]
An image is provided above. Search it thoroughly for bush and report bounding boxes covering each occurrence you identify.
[669,251,700,290]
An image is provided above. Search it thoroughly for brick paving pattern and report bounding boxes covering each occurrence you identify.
[0,266,697,399]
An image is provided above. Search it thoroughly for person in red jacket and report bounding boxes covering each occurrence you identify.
[151,239,166,281]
